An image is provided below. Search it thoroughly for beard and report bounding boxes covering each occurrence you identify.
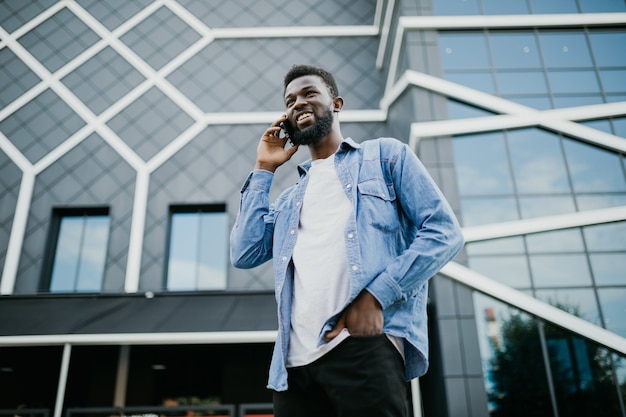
[287,108,334,146]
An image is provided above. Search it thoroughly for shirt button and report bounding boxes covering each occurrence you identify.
[296,201,301,206]
[290,230,295,235]
[282,256,287,262]
[346,184,352,189]
[347,233,354,239]
[352,265,359,271]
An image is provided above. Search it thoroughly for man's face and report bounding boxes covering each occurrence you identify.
[283,75,335,146]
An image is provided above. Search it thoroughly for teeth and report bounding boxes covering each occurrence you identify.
[297,112,312,122]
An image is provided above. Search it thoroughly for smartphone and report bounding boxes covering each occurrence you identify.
[279,121,291,142]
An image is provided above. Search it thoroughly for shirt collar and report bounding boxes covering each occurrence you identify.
[297,138,360,175]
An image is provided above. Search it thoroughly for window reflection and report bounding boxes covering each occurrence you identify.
[525,229,585,253]
[529,0,579,14]
[563,140,626,193]
[466,237,526,256]
[460,197,519,226]
[539,33,593,68]
[588,32,626,67]
[49,212,110,293]
[432,0,481,15]
[489,33,541,69]
[447,100,495,119]
[547,70,600,94]
[468,255,532,288]
[599,69,626,94]
[518,196,576,218]
[507,129,571,194]
[167,206,228,291]
[481,0,530,15]
[530,254,592,287]
[439,33,490,69]
[597,288,626,338]
[535,288,601,325]
[590,253,626,286]
[444,71,496,93]
[473,292,626,416]
[583,222,626,251]
[496,70,547,94]
[453,132,513,196]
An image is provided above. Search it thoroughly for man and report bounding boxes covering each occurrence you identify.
[230,64,464,417]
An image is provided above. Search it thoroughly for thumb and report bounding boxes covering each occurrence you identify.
[325,316,346,340]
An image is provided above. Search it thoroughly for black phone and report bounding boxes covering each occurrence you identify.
[279,120,292,142]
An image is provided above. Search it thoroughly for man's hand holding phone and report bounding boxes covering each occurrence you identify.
[255,115,299,173]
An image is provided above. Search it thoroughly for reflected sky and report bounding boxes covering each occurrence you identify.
[50,215,109,292]
[167,210,228,291]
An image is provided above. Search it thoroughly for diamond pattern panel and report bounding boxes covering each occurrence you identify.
[106,86,195,161]
[0,150,22,278]
[120,6,201,70]
[76,0,154,31]
[167,37,383,112]
[61,46,145,115]
[0,0,57,33]
[16,133,135,293]
[177,0,377,27]
[18,7,100,73]
[0,89,86,164]
[0,47,41,108]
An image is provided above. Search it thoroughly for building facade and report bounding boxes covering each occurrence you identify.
[0,0,625,416]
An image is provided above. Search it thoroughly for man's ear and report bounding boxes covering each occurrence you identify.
[333,97,344,112]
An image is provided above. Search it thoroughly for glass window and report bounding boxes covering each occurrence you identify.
[535,288,601,325]
[507,129,571,194]
[481,0,530,14]
[598,69,626,94]
[439,33,491,70]
[453,132,514,196]
[518,196,577,218]
[578,0,626,13]
[547,70,600,94]
[447,100,495,119]
[612,118,626,137]
[588,32,626,67]
[582,119,613,134]
[576,193,626,210]
[552,95,604,108]
[529,254,592,287]
[597,288,626,338]
[529,0,579,14]
[432,0,481,15]
[583,222,626,251]
[538,32,593,68]
[472,293,554,416]
[507,96,552,109]
[496,71,547,95]
[48,209,110,293]
[525,229,585,254]
[444,71,496,93]
[167,205,228,291]
[468,255,532,288]
[461,197,520,226]
[590,253,626,286]
[466,237,526,256]
[563,139,626,193]
[489,33,541,69]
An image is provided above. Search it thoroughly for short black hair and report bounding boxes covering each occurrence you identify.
[283,64,339,98]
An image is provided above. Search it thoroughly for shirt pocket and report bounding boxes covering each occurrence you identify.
[357,178,400,233]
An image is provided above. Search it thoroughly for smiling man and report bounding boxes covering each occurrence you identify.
[230,64,464,417]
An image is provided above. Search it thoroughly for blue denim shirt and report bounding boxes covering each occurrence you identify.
[230,137,464,391]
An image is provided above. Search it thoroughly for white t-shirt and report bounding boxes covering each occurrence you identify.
[287,153,352,367]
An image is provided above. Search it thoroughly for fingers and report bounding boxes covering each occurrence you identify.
[325,315,346,340]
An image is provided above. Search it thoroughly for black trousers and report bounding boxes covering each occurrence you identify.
[273,334,409,417]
